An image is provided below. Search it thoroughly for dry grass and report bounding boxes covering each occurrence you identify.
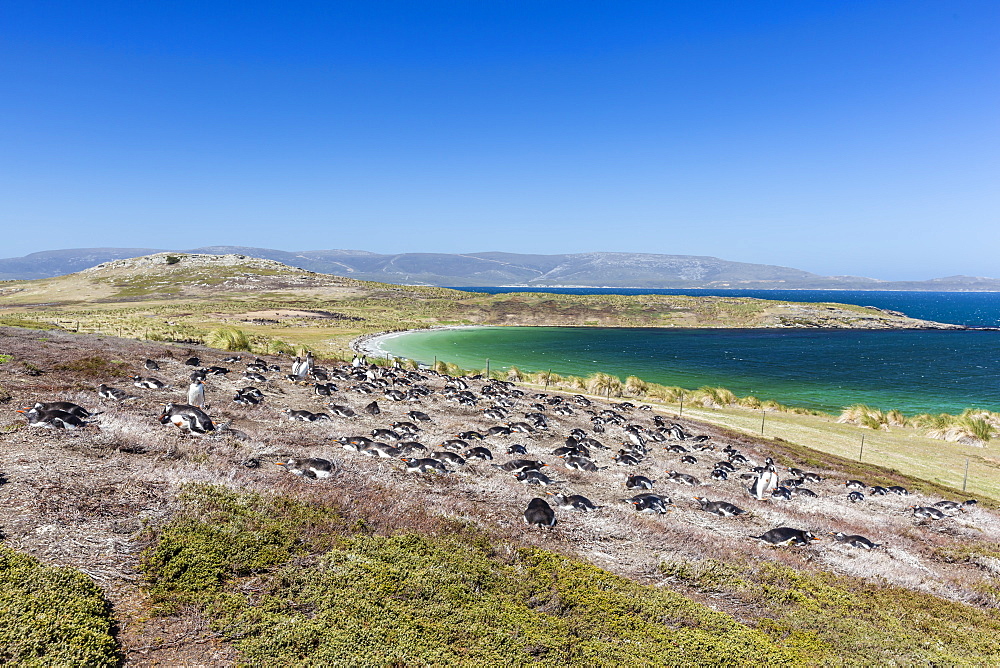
[2,324,999,663]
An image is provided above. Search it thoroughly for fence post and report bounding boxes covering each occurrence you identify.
[963,457,970,492]
[859,434,865,462]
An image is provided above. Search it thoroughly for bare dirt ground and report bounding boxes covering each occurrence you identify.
[1,325,997,665]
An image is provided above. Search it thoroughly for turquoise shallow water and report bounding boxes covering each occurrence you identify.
[373,325,1000,416]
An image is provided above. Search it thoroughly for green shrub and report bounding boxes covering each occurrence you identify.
[142,485,795,666]
[0,545,121,666]
[661,558,1000,664]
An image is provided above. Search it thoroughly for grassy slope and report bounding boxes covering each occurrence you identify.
[668,402,1000,501]
[0,255,955,358]
[142,485,1000,666]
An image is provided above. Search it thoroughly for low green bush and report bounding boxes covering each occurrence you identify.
[661,558,1000,664]
[0,545,121,666]
[142,485,795,666]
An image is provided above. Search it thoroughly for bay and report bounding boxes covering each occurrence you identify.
[374,290,1000,415]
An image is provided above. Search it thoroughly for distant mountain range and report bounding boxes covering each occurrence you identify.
[2,246,999,291]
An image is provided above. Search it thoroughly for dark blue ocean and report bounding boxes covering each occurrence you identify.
[376,290,1000,415]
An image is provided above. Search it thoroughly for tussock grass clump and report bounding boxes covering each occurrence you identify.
[839,404,891,430]
[693,386,737,408]
[585,372,622,397]
[624,375,648,396]
[142,485,795,666]
[0,545,121,666]
[205,327,252,352]
[645,383,685,402]
[266,339,296,355]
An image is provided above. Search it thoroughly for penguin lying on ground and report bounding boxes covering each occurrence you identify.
[158,403,214,434]
[547,492,600,511]
[275,457,334,479]
[752,527,819,546]
[693,497,746,517]
[830,532,880,549]
[524,498,556,527]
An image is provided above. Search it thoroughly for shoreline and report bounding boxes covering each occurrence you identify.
[350,325,486,359]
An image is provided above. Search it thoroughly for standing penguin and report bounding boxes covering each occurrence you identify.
[187,378,206,408]
[749,461,779,500]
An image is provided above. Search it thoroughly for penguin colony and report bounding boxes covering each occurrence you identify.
[13,346,982,559]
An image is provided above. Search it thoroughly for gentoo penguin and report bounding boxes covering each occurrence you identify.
[366,443,402,459]
[459,430,485,441]
[562,456,600,472]
[770,487,793,501]
[830,532,879,549]
[17,407,87,429]
[517,470,555,486]
[158,403,214,434]
[666,471,701,486]
[911,506,946,520]
[870,486,889,496]
[791,487,818,498]
[847,491,865,503]
[187,379,206,408]
[524,498,557,527]
[401,457,450,474]
[623,494,671,514]
[275,457,334,479]
[613,452,641,466]
[408,410,432,423]
[439,438,467,451]
[625,475,655,490]
[693,497,746,517]
[328,404,356,418]
[144,359,160,370]
[493,459,546,474]
[680,455,698,465]
[888,486,909,496]
[233,387,264,405]
[364,401,381,415]
[845,480,866,490]
[431,451,466,467]
[97,384,132,401]
[933,500,962,512]
[506,444,528,455]
[281,409,329,422]
[397,442,427,457]
[131,375,168,389]
[184,357,201,367]
[547,492,600,512]
[26,401,91,418]
[710,469,729,481]
[463,446,493,461]
[749,463,779,500]
[752,527,819,546]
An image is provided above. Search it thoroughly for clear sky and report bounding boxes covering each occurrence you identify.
[1,1,998,280]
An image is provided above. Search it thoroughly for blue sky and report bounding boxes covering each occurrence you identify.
[1,1,997,280]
